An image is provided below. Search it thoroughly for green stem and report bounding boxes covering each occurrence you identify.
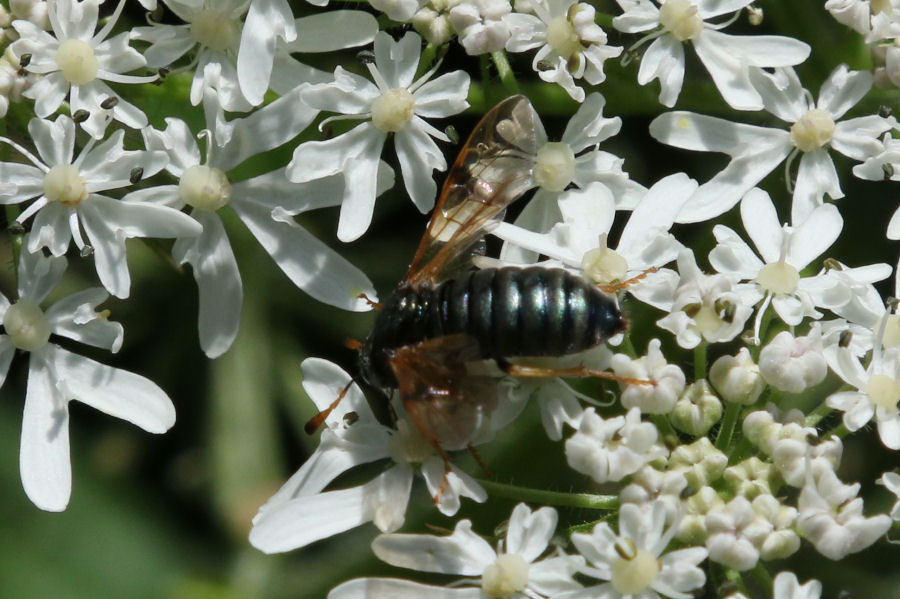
[619,334,638,358]
[805,400,834,428]
[823,421,851,440]
[490,51,520,94]
[715,400,741,451]
[475,478,618,510]
[694,341,708,381]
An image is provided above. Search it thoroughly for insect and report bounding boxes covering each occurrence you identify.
[312,96,651,468]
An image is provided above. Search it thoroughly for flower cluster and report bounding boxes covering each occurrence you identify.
[0,0,897,597]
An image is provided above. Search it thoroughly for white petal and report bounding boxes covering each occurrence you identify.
[29,115,75,167]
[817,64,872,119]
[693,31,763,111]
[395,124,444,213]
[791,149,842,224]
[740,188,783,263]
[374,31,421,89]
[413,71,471,118]
[28,201,72,257]
[709,224,763,279]
[232,201,376,311]
[649,113,791,222]
[20,351,71,512]
[372,519,496,575]
[638,34,684,108]
[236,0,297,105]
[17,249,67,303]
[832,116,893,161]
[172,211,242,358]
[748,67,808,123]
[215,84,319,172]
[301,66,379,114]
[290,11,379,53]
[249,466,412,553]
[789,203,842,269]
[47,345,176,433]
[506,504,557,562]
[45,288,123,352]
[328,578,482,599]
[618,173,696,257]
[562,93,621,151]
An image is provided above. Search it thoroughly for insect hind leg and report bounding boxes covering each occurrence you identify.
[497,358,656,386]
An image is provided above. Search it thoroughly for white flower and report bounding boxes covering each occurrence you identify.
[133,83,378,357]
[619,466,690,524]
[565,406,668,483]
[772,571,822,599]
[564,500,708,599]
[237,7,379,105]
[704,496,761,571]
[706,495,799,570]
[2,248,175,511]
[797,468,892,560]
[759,328,828,393]
[495,173,693,294]
[668,437,727,489]
[289,31,470,241]
[655,249,753,349]
[670,379,722,436]
[131,0,251,111]
[249,359,488,553]
[11,0,156,138]
[505,0,622,102]
[826,0,900,41]
[449,0,513,54]
[650,65,894,224]
[0,114,200,299]
[827,343,900,449]
[329,504,584,599]
[709,188,844,339]
[610,338,686,414]
[613,0,809,110]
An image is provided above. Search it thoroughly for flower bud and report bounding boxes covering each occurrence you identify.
[677,486,723,544]
[709,348,764,404]
[670,379,722,436]
[759,330,827,393]
[669,437,728,489]
[724,456,778,499]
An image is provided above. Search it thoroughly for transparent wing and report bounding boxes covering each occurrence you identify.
[404,95,539,287]
[388,335,497,451]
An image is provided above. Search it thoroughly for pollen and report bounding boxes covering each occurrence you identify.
[659,0,704,42]
[533,142,576,192]
[756,261,800,295]
[179,165,231,212]
[371,88,416,133]
[582,246,628,284]
[610,541,660,595]
[56,38,98,85]
[44,163,88,207]
[789,109,835,152]
[481,553,529,598]
[546,16,582,59]
[867,374,900,410]
[4,298,51,352]
[189,10,241,52]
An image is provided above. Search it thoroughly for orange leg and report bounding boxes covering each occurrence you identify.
[358,292,383,310]
[303,379,355,434]
[498,361,656,387]
[597,267,658,293]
